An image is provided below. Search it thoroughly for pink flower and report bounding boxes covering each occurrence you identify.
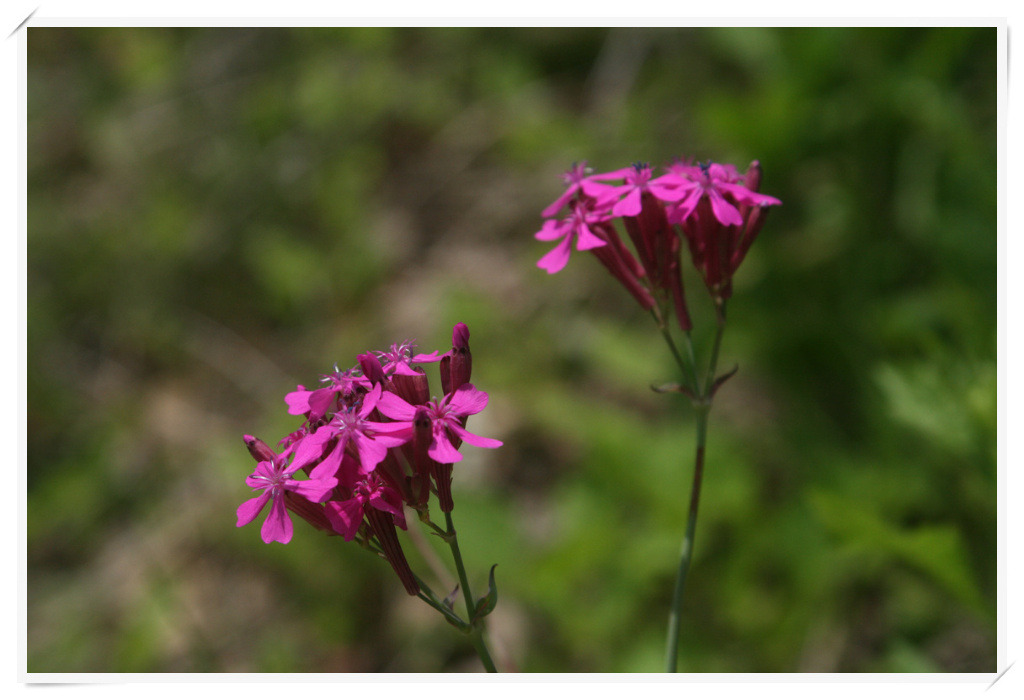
[290,384,410,480]
[376,341,443,377]
[376,384,503,464]
[236,453,338,544]
[665,161,781,227]
[586,163,688,217]
[535,200,610,274]
[284,364,370,419]
[673,160,782,299]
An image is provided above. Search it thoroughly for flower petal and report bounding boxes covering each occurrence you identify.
[261,495,293,544]
[537,236,573,274]
[290,425,335,471]
[450,423,503,449]
[325,498,365,541]
[575,223,607,251]
[376,391,418,421]
[708,189,744,226]
[236,492,271,527]
[446,384,489,416]
[541,187,578,218]
[283,386,312,415]
[288,475,338,503]
[534,218,569,241]
[612,187,643,217]
[428,431,464,464]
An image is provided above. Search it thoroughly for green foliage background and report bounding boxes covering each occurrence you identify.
[27,27,997,673]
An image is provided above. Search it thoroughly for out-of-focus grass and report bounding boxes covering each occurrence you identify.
[27,26,996,673]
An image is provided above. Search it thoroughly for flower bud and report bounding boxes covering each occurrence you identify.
[452,322,470,350]
[449,323,472,391]
[357,353,387,386]
[243,434,277,463]
[743,160,763,193]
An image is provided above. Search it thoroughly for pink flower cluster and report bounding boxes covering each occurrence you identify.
[236,323,501,596]
[536,159,781,323]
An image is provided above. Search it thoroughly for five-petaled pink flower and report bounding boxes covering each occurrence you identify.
[535,200,610,274]
[376,341,443,377]
[236,454,338,544]
[585,163,687,217]
[376,384,503,464]
[284,364,370,419]
[664,161,781,226]
[290,384,410,480]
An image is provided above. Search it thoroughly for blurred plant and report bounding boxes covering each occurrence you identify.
[236,323,502,672]
[536,158,780,672]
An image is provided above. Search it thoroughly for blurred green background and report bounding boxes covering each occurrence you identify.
[27,26,997,673]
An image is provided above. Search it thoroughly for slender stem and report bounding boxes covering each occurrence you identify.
[664,405,709,672]
[662,299,729,673]
[444,511,498,673]
[704,302,728,394]
[652,309,701,395]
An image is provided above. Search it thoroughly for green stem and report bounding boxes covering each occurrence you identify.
[662,299,728,673]
[664,405,709,672]
[444,511,498,673]
[704,302,727,395]
[652,309,701,395]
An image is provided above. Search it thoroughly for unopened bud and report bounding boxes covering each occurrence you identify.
[449,322,472,390]
[357,353,386,386]
[744,160,762,193]
[243,435,277,463]
[452,322,470,350]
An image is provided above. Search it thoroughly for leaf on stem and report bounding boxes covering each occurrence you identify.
[472,564,499,623]
[710,364,739,398]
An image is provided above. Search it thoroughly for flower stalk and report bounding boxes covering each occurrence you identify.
[443,511,498,672]
[534,158,779,673]
[236,322,503,671]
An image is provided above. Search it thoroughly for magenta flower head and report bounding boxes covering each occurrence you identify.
[535,158,780,313]
[236,446,339,544]
[670,160,781,301]
[239,323,503,613]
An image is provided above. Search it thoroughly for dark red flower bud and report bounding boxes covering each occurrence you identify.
[357,353,387,386]
[452,322,470,350]
[243,434,277,463]
[449,348,472,395]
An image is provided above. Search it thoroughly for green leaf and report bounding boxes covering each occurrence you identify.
[473,565,499,622]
